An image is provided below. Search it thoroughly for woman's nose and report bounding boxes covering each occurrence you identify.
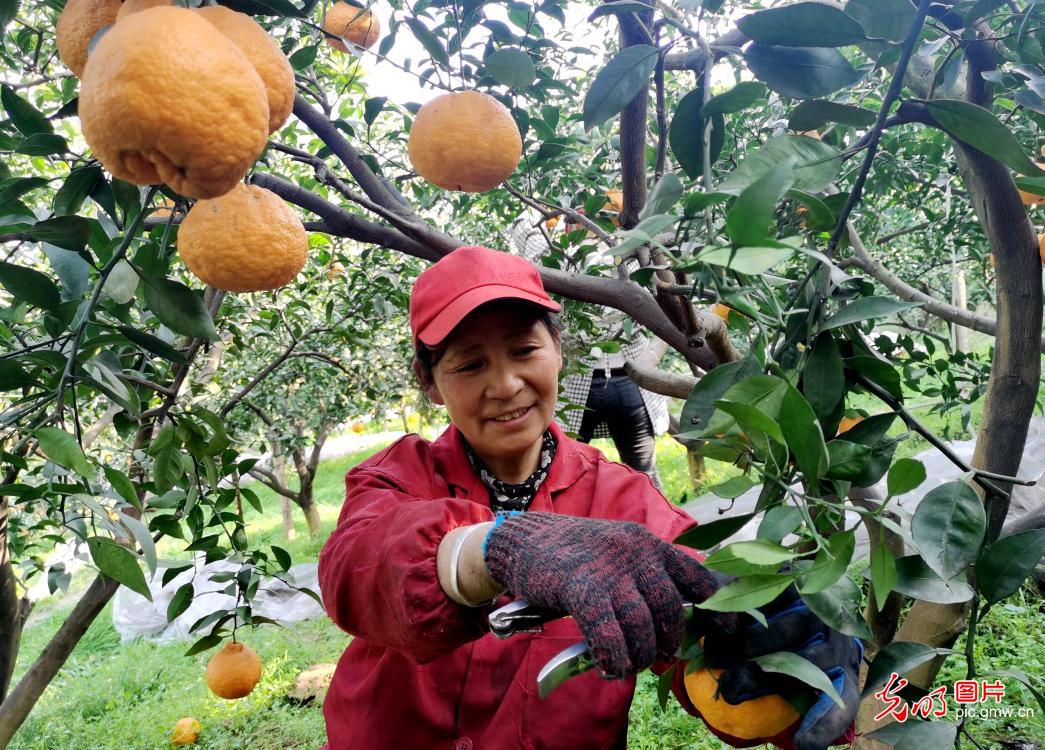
[484,362,524,399]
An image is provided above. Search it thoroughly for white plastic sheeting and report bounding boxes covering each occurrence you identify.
[682,418,1045,559]
[112,555,324,643]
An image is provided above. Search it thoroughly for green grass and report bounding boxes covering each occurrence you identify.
[11,430,1044,749]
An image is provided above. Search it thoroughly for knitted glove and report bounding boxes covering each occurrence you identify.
[483,512,731,679]
[701,585,863,750]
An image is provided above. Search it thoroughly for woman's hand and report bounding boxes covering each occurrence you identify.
[700,585,863,750]
[483,512,728,678]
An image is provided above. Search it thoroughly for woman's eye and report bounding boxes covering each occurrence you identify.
[516,345,539,356]
[456,362,481,373]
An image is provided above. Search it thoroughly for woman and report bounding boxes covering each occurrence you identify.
[317,245,860,750]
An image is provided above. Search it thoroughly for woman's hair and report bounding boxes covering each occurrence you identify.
[412,301,562,392]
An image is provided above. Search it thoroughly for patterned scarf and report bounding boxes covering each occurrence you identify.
[463,430,557,512]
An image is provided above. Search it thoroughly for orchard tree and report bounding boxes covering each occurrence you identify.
[0,0,1043,748]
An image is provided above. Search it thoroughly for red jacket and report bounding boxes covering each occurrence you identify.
[317,422,698,750]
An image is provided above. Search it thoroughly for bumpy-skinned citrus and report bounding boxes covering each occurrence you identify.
[684,666,801,741]
[55,0,122,77]
[79,6,269,199]
[196,6,295,133]
[407,90,522,192]
[170,717,201,745]
[837,416,864,434]
[205,641,262,699]
[323,2,380,51]
[178,183,307,292]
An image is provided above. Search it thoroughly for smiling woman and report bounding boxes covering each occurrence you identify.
[314,245,862,750]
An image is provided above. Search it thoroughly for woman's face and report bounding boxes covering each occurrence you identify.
[426,304,562,482]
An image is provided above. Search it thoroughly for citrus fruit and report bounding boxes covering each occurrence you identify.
[604,189,624,213]
[170,717,201,746]
[55,0,122,77]
[407,90,522,192]
[1021,189,1044,207]
[684,666,801,741]
[837,416,864,435]
[78,6,270,199]
[196,6,295,133]
[323,2,380,51]
[115,0,171,22]
[710,303,733,323]
[351,421,366,434]
[1039,233,1045,264]
[178,183,308,292]
[205,641,262,699]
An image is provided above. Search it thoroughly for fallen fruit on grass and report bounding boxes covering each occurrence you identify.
[170,717,201,745]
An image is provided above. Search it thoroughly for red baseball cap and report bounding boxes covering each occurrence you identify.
[409,245,561,347]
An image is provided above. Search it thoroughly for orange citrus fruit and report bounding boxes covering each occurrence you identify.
[351,421,366,434]
[79,6,269,199]
[1039,233,1045,265]
[711,303,733,323]
[170,717,201,745]
[178,183,308,292]
[323,2,380,51]
[196,6,294,133]
[407,90,522,192]
[205,641,262,700]
[115,0,171,22]
[1021,189,1044,207]
[55,0,122,77]
[837,416,864,435]
[604,189,624,213]
[684,666,801,740]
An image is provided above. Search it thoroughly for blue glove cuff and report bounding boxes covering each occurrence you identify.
[482,511,523,557]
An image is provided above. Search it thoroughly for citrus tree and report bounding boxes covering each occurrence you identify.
[0,0,1043,748]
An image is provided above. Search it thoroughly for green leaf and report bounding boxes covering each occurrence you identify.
[119,511,156,575]
[779,385,829,481]
[697,245,794,275]
[41,243,90,302]
[669,88,725,179]
[703,545,787,576]
[887,458,926,497]
[363,96,387,127]
[28,216,91,252]
[823,296,921,330]
[744,44,862,100]
[800,574,873,639]
[143,277,218,340]
[54,166,103,216]
[484,47,536,88]
[697,573,797,612]
[588,0,656,21]
[845,0,917,43]
[0,359,35,391]
[845,355,904,401]
[709,475,756,500]
[679,357,761,434]
[727,159,796,247]
[753,651,844,707]
[15,133,67,156]
[962,0,1010,23]
[104,466,141,509]
[0,0,17,31]
[640,173,683,219]
[584,45,659,131]
[35,427,93,476]
[674,514,755,550]
[976,529,1045,605]
[657,664,676,712]
[787,189,836,230]
[702,81,768,117]
[870,542,898,612]
[924,99,1044,176]
[218,0,306,17]
[911,480,986,580]
[802,334,845,421]
[862,641,945,699]
[866,719,957,749]
[799,532,856,594]
[0,261,60,310]
[757,506,803,543]
[720,135,841,194]
[404,17,450,67]
[726,540,797,567]
[892,555,975,603]
[272,545,292,571]
[288,45,317,70]
[825,440,871,480]
[118,326,187,364]
[979,669,1045,716]
[713,400,785,444]
[184,633,223,657]
[86,536,152,601]
[737,3,867,47]
[788,100,877,131]
[1,85,52,137]
[168,582,194,622]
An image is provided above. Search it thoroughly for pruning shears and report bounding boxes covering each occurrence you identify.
[489,598,697,699]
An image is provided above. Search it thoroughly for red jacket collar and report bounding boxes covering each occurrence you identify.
[430,421,589,500]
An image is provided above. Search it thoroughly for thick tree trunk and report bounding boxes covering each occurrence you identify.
[0,498,33,704]
[280,497,297,541]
